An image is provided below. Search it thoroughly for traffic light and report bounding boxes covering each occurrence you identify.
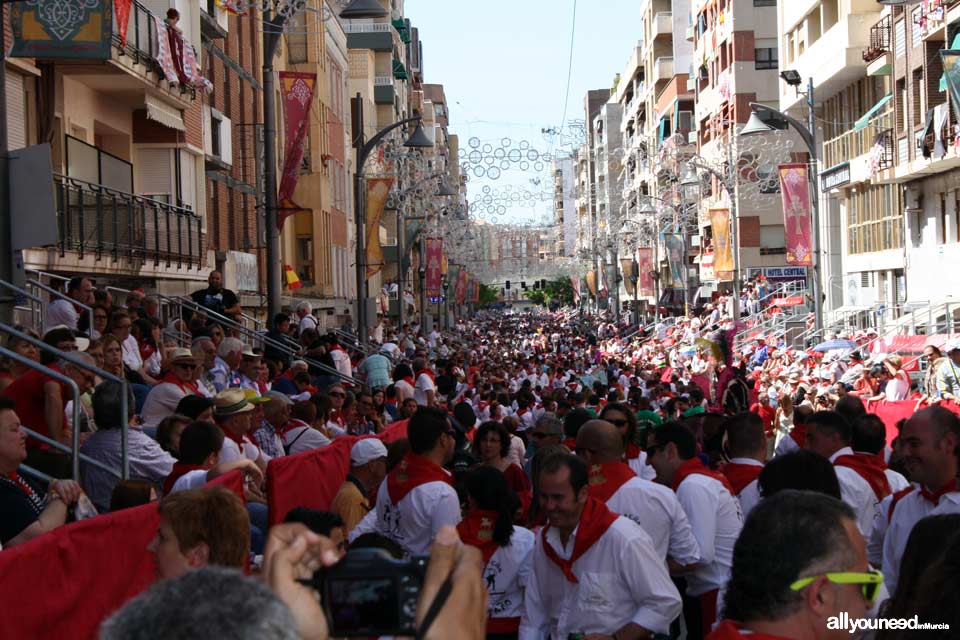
[505,280,511,290]
[541,279,547,289]
[521,281,527,290]
[533,281,539,290]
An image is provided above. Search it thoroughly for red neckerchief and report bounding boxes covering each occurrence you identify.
[277,418,310,438]
[6,471,40,502]
[587,461,636,503]
[562,437,577,450]
[625,442,642,460]
[330,409,346,426]
[386,453,452,504]
[418,369,437,383]
[834,453,891,501]
[161,371,201,396]
[672,457,735,494]
[402,376,415,387]
[790,423,807,448]
[706,620,794,640]
[540,497,618,583]
[223,428,259,456]
[457,508,501,563]
[722,462,764,495]
[920,479,959,506]
[163,462,204,495]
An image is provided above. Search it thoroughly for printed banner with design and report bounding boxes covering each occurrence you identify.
[621,258,636,295]
[571,275,581,303]
[637,248,655,296]
[455,269,468,305]
[471,278,480,303]
[11,0,114,59]
[425,238,443,294]
[365,177,394,279]
[778,163,813,266]
[586,271,597,296]
[662,233,686,287]
[277,72,317,230]
[709,208,734,277]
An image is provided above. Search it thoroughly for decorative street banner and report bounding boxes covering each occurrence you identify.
[277,72,317,230]
[637,248,654,296]
[942,50,960,123]
[586,271,597,296]
[778,163,813,266]
[471,278,480,303]
[115,0,132,48]
[365,177,394,278]
[455,269,468,305]
[709,208,734,278]
[662,233,685,287]
[621,258,636,295]
[425,238,443,294]
[571,275,581,304]
[11,0,114,59]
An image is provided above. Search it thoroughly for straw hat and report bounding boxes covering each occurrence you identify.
[213,389,255,416]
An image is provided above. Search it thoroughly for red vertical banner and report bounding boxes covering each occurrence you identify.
[571,276,581,304]
[277,72,317,230]
[709,208,734,279]
[637,248,654,296]
[365,177,394,278]
[470,278,480,303]
[425,238,443,294]
[779,163,813,266]
[115,0,132,48]
[455,269,468,304]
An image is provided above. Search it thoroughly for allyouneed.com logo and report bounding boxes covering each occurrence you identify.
[828,613,950,634]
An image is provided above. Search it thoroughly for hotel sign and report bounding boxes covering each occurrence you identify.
[820,162,850,191]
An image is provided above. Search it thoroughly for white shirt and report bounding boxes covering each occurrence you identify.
[485,527,536,627]
[330,348,352,379]
[627,451,657,481]
[675,472,743,596]
[170,469,209,493]
[414,372,436,406]
[773,431,800,457]
[348,475,461,555]
[46,298,78,330]
[394,379,415,402]
[508,435,526,469]
[141,382,192,430]
[282,424,331,454]
[885,468,910,494]
[122,335,143,371]
[605,476,701,565]
[830,447,880,535]
[219,432,270,465]
[298,314,319,334]
[521,516,682,638]
[728,457,764,518]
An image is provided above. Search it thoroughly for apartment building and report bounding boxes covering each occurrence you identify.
[692,0,785,291]
[9,1,211,294]
[552,156,577,257]
[592,100,623,309]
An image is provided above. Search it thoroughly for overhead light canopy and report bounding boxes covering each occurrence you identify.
[403,122,434,148]
[740,111,776,137]
[436,181,457,197]
[638,197,657,215]
[680,163,699,188]
[339,0,389,19]
[779,69,802,86]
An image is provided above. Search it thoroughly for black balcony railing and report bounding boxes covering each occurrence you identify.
[54,174,204,270]
[112,0,196,98]
[863,15,892,63]
[872,129,894,172]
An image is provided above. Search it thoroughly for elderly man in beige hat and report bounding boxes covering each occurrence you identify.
[214,388,269,472]
[141,348,201,432]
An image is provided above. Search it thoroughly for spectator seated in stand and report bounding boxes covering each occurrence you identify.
[283,508,348,556]
[163,420,262,495]
[110,479,157,512]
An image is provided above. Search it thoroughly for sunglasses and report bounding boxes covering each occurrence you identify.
[606,418,629,427]
[330,392,346,398]
[173,362,195,369]
[790,570,883,605]
[530,432,552,439]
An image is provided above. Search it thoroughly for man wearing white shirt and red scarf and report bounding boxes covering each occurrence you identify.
[720,413,766,518]
[648,423,743,639]
[212,389,269,472]
[871,406,960,594]
[348,407,459,554]
[522,454,682,639]
[575,420,701,570]
[140,349,202,431]
[804,411,881,536]
[413,357,437,407]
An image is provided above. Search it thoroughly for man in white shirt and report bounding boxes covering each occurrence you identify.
[804,411,880,536]
[413,357,437,407]
[522,454,682,638]
[295,301,319,334]
[212,389,269,472]
[327,336,352,380]
[872,406,960,593]
[141,349,202,431]
[648,423,743,636]
[720,413,766,518]
[46,276,94,331]
[348,407,459,554]
[575,420,701,567]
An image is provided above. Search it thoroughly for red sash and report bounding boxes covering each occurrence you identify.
[486,617,521,634]
[457,508,501,563]
[834,453,891,501]
[707,620,794,640]
[722,462,763,495]
[625,442,642,460]
[587,461,637,503]
[163,462,204,495]
[223,429,259,457]
[920,479,959,506]
[562,437,577,450]
[540,497,618,583]
[672,457,735,495]
[789,423,806,448]
[160,371,200,396]
[402,376,415,388]
[386,453,452,504]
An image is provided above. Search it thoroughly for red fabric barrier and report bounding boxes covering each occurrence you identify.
[865,399,960,446]
[0,502,159,640]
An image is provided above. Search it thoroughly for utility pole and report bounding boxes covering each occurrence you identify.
[262,5,287,321]
[0,17,13,324]
[807,77,824,336]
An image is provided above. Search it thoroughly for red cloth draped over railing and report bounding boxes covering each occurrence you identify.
[865,399,960,446]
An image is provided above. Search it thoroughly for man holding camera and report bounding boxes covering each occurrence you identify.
[349,407,460,554]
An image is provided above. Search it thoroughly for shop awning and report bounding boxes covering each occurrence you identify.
[853,94,892,131]
[393,59,408,80]
[940,32,960,92]
[144,93,185,131]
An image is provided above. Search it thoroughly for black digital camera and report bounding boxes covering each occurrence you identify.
[306,548,429,637]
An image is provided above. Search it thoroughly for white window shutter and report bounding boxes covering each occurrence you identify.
[179,150,197,209]
[220,115,233,165]
[136,148,174,200]
[6,72,26,151]
[202,103,212,155]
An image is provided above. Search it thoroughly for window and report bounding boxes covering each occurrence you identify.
[211,112,222,157]
[847,184,904,254]
[955,191,960,242]
[755,47,778,70]
[287,11,307,63]
[753,0,776,5]
[911,7,923,48]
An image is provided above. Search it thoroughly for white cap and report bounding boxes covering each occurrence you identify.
[350,439,388,466]
[946,339,960,353]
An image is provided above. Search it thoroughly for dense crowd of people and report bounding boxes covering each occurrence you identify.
[1,272,958,639]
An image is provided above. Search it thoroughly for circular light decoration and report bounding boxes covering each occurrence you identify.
[483,194,493,205]
[482,143,493,154]
[493,147,506,160]
[497,205,506,215]
[469,137,481,149]
[491,216,499,223]
[526,149,539,162]
[519,140,530,150]
[487,166,501,179]
[520,161,529,171]
[473,166,486,178]
[484,155,495,166]
[508,149,522,163]
[482,185,491,194]
[501,137,512,147]
[486,205,496,214]
[469,150,482,164]
[534,161,544,171]
[543,152,553,163]
[500,160,511,170]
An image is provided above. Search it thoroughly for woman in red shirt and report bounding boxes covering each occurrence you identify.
[0,328,41,394]
[472,420,532,518]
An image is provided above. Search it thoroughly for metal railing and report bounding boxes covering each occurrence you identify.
[28,279,95,336]
[862,15,891,63]
[0,280,46,334]
[822,110,893,168]
[0,322,130,482]
[343,23,392,33]
[54,174,204,270]
[112,0,197,99]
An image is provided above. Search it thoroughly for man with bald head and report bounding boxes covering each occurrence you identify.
[575,419,700,569]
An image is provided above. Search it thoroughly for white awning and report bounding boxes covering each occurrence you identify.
[145,93,186,132]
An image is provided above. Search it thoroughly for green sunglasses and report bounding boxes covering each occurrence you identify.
[790,569,884,605]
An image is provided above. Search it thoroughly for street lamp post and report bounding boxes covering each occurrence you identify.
[442,280,449,330]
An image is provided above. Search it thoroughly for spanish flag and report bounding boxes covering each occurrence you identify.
[218,0,247,16]
[284,265,302,290]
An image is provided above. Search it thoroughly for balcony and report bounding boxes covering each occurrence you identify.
[863,15,892,76]
[823,111,890,168]
[652,12,673,40]
[344,22,397,51]
[374,76,395,104]
[653,57,674,84]
[53,174,204,269]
